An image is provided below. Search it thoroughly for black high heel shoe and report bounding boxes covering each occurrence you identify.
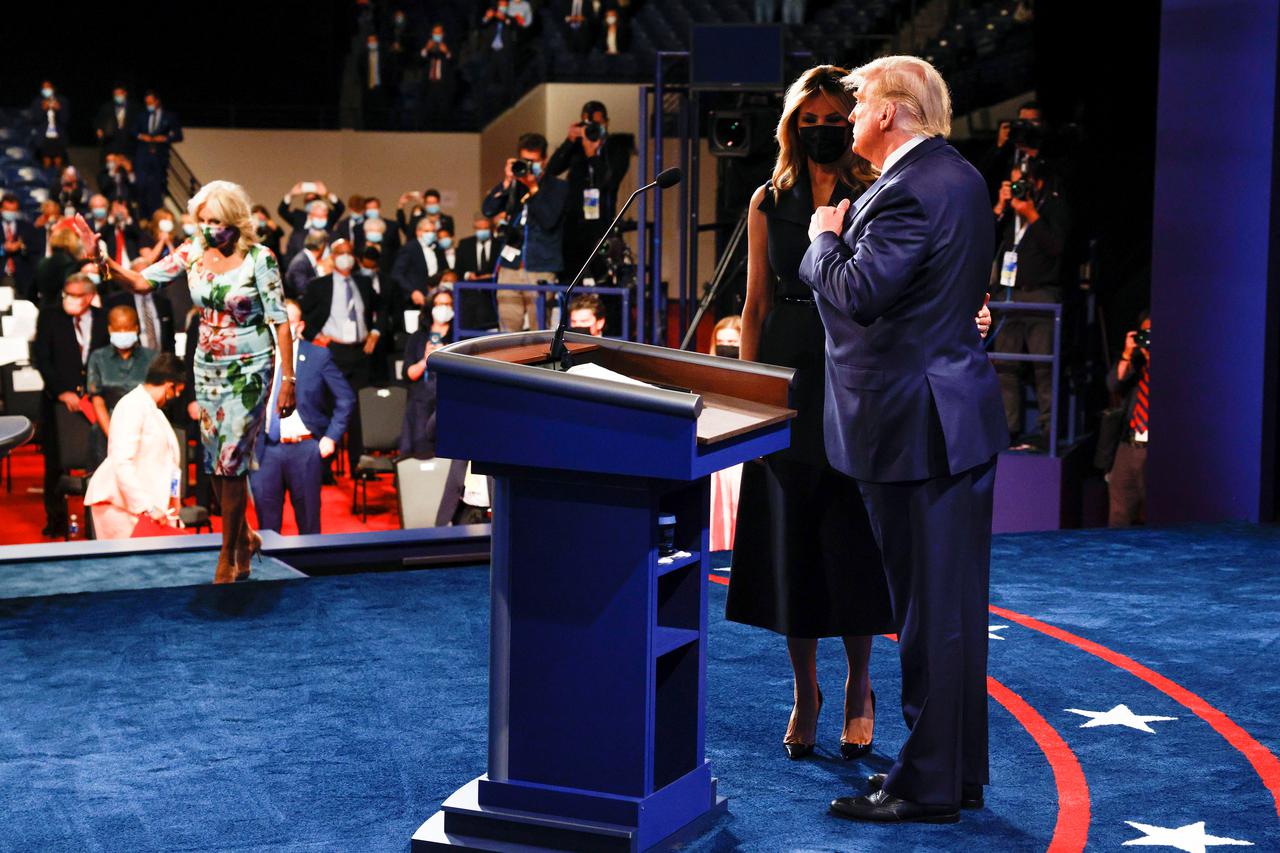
[783,688,823,760]
[840,690,875,760]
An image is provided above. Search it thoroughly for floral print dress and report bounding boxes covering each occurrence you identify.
[143,241,286,475]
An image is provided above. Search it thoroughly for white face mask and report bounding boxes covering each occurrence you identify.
[334,254,355,273]
[158,219,174,233]
[431,305,455,325]
[182,223,197,236]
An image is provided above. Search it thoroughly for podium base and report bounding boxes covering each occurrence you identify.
[411,778,728,853]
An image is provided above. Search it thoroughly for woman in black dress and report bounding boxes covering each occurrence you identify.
[727,66,991,760]
[400,287,454,458]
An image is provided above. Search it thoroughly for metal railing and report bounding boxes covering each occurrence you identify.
[450,280,635,341]
[985,300,1076,457]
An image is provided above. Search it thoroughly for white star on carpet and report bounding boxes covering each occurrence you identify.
[1065,703,1177,733]
[1123,820,1252,852]
[988,624,1009,640]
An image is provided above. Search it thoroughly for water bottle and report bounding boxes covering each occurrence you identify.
[68,514,80,539]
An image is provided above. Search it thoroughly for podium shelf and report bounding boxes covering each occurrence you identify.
[653,626,699,659]
[696,392,795,446]
[656,550,700,577]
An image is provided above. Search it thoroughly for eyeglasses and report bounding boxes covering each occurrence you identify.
[61,290,91,300]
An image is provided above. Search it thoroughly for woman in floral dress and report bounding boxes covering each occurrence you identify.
[93,180,294,584]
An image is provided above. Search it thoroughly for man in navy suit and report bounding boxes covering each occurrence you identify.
[250,300,356,535]
[132,91,183,217]
[799,56,1006,824]
[1,194,41,297]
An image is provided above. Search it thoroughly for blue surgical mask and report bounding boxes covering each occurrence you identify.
[87,272,102,285]
[531,162,543,177]
[307,217,327,230]
[363,208,380,220]
[146,104,156,113]
[425,203,441,215]
[110,331,138,350]
[113,93,125,105]
[366,230,383,244]
[1,211,17,223]
[437,237,453,250]
[474,228,491,242]
[432,33,444,42]
[91,207,108,220]
[419,232,437,247]
[41,87,54,99]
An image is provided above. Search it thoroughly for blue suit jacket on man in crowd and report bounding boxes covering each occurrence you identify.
[253,339,356,464]
[799,135,1006,483]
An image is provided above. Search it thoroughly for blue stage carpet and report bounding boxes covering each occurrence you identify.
[1,523,1277,851]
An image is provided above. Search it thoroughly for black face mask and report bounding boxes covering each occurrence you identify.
[797,124,851,165]
[569,325,595,335]
[715,345,740,359]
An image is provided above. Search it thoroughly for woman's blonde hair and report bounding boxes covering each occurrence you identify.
[842,55,952,138]
[48,224,82,256]
[772,65,877,194]
[188,180,259,254]
[710,315,742,352]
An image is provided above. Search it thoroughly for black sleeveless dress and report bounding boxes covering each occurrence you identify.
[725,174,893,639]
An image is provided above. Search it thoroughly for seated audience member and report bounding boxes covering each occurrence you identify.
[300,238,385,475]
[87,195,111,235]
[101,199,143,266]
[250,300,355,535]
[252,205,284,258]
[83,353,186,539]
[482,133,570,331]
[285,199,338,266]
[709,315,743,551]
[33,272,108,536]
[1106,313,1150,527]
[991,158,1070,451]
[400,288,454,458]
[285,229,330,299]
[96,153,137,211]
[57,166,92,215]
[712,314,741,359]
[393,216,444,309]
[435,227,458,273]
[87,305,158,461]
[1,193,40,298]
[33,225,83,306]
[106,265,175,354]
[568,293,606,336]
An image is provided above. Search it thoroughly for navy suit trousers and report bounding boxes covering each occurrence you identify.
[856,456,997,806]
[250,439,324,535]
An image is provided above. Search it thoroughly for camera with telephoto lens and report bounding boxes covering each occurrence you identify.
[581,120,606,142]
[1134,328,1150,350]
[1009,118,1045,149]
[511,158,536,178]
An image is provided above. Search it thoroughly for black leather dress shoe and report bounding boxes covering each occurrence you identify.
[830,789,959,823]
[866,773,984,810]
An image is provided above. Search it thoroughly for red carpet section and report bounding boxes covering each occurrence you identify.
[0,444,401,546]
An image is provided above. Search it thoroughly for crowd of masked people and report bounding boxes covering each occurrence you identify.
[349,0,638,129]
[5,98,631,540]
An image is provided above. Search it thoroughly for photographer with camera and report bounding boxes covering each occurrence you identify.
[1106,313,1151,526]
[991,158,1071,451]
[482,132,570,331]
[980,101,1046,203]
[547,100,632,279]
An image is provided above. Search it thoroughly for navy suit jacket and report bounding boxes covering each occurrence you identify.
[799,136,1006,483]
[254,340,356,463]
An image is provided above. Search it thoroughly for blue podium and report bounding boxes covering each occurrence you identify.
[412,332,795,852]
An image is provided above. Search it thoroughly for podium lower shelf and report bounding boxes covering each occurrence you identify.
[412,775,727,853]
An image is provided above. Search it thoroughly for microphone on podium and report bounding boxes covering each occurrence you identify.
[548,167,684,370]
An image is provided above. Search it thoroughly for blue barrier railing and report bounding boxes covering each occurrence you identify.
[985,300,1073,457]
[450,280,634,341]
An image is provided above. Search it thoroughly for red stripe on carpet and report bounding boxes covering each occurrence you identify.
[987,677,1091,853]
[990,603,1280,820]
